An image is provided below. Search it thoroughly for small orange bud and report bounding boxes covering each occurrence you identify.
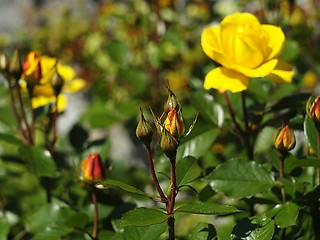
[163,108,185,140]
[274,125,296,152]
[22,51,42,86]
[81,153,105,182]
[306,96,320,123]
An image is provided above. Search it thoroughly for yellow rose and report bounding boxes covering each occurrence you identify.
[21,51,86,112]
[201,12,294,93]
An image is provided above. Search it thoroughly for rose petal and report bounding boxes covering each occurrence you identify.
[231,59,278,78]
[268,60,294,83]
[63,78,86,93]
[204,67,249,93]
[262,25,285,60]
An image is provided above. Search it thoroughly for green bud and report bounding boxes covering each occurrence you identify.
[50,71,64,96]
[136,108,153,147]
[164,88,180,113]
[0,52,10,73]
[9,49,22,79]
[160,128,178,159]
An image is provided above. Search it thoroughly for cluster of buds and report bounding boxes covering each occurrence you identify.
[136,87,197,159]
[273,125,296,152]
[81,153,105,183]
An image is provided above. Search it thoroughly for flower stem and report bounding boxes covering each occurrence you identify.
[279,155,286,203]
[92,188,99,239]
[241,91,253,160]
[49,98,59,153]
[7,79,28,144]
[16,81,33,145]
[146,146,167,202]
[317,129,320,185]
[224,92,244,135]
[167,156,176,240]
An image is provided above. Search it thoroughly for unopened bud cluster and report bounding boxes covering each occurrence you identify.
[136,87,196,160]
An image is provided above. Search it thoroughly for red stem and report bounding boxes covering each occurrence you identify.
[167,156,176,240]
[92,188,98,239]
[146,146,167,202]
[7,80,28,144]
[16,83,33,145]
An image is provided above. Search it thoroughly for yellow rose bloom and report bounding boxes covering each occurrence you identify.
[201,12,294,93]
[21,51,86,112]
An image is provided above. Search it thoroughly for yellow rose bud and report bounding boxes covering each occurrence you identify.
[81,153,105,183]
[163,108,185,140]
[274,125,296,152]
[306,96,320,123]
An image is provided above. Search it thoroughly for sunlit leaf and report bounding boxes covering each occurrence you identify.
[176,156,202,187]
[121,208,168,227]
[187,222,217,240]
[206,159,275,198]
[176,202,240,215]
[123,221,167,240]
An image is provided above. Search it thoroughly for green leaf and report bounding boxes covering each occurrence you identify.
[187,222,217,240]
[304,114,318,154]
[123,221,167,240]
[19,146,56,177]
[285,156,320,172]
[206,159,275,198]
[176,156,202,187]
[232,218,275,240]
[0,133,23,146]
[121,208,168,227]
[26,202,73,234]
[96,179,154,198]
[177,129,219,160]
[0,218,10,240]
[191,92,224,127]
[245,220,275,240]
[274,202,300,228]
[66,212,89,228]
[176,202,240,215]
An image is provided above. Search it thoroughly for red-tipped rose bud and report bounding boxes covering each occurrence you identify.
[160,128,178,159]
[163,108,185,140]
[306,96,320,123]
[81,153,105,182]
[274,125,296,152]
[136,108,153,147]
[22,51,42,86]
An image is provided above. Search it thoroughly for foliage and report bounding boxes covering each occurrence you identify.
[1,0,320,239]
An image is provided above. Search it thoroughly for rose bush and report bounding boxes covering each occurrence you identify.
[201,12,294,92]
